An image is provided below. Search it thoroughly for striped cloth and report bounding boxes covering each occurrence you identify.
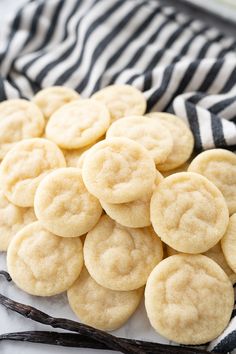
[0,0,236,352]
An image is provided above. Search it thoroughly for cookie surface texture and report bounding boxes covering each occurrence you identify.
[145,254,234,345]
[34,168,102,237]
[221,214,236,273]
[106,116,173,164]
[188,149,236,215]
[67,267,143,331]
[7,221,83,296]
[151,172,229,253]
[82,137,156,203]
[0,138,66,207]
[46,99,110,149]
[91,84,146,122]
[146,112,194,171]
[32,86,80,120]
[0,99,45,159]
[84,215,163,291]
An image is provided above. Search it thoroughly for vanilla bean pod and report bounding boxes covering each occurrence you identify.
[0,331,219,354]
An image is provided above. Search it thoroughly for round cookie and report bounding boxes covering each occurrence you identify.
[0,99,45,159]
[32,86,80,120]
[67,267,143,331]
[146,112,194,171]
[188,149,236,215]
[100,170,163,228]
[145,254,234,345]
[0,138,66,207]
[221,214,236,273]
[106,116,173,164]
[91,84,146,123]
[0,190,36,251]
[84,215,163,291]
[150,172,229,254]
[7,221,83,296]
[82,137,156,203]
[166,243,236,284]
[34,168,102,238]
[46,99,110,149]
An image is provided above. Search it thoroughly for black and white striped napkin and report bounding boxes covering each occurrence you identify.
[0,0,236,352]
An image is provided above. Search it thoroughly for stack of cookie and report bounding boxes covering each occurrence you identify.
[0,84,235,346]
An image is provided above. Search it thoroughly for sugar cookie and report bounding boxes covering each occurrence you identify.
[0,99,45,159]
[0,190,36,251]
[84,215,163,291]
[188,149,236,215]
[146,112,194,171]
[91,85,146,123]
[82,137,156,203]
[100,170,163,228]
[7,221,83,296]
[68,267,143,331]
[46,99,110,149]
[221,214,236,273]
[145,254,234,345]
[151,172,229,254]
[0,138,66,207]
[62,144,93,168]
[32,86,80,120]
[34,168,102,237]
[106,116,173,164]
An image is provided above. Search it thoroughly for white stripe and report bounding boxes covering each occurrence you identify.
[218,99,236,119]
[1,3,36,76]
[171,95,190,126]
[221,117,236,146]
[4,81,21,98]
[82,2,155,96]
[41,0,114,88]
[197,107,214,149]
[206,59,236,93]
[9,72,34,98]
[184,58,215,92]
[22,0,92,81]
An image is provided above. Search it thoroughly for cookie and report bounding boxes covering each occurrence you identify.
[166,243,236,284]
[100,170,163,228]
[145,254,234,345]
[91,84,146,123]
[0,138,66,207]
[162,161,190,177]
[46,99,110,149]
[221,214,236,273]
[34,168,102,237]
[62,144,93,168]
[0,190,36,251]
[7,221,83,296]
[84,215,163,291]
[67,267,143,331]
[32,86,80,120]
[146,112,194,171]
[204,242,236,284]
[188,149,236,215]
[82,137,156,203]
[0,99,45,159]
[150,172,229,253]
[106,116,173,164]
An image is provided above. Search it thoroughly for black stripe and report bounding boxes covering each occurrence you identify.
[143,71,152,92]
[147,64,175,111]
[187,92,209,105]
[75,2,145,92]
[197,58,225,92]
[184,100,202,150]
[6,75,24,98]
[217,42,236,58]
[22,0,66,73]
[0,7,23,64]
[210,330,236,353]
[92,4,162,92]
[110,16,172,85]
[209,96,236,115]
[45,0,122,87]
[220,67,236,93]
[196,33,224,59]
[127,18,193,86]
[0,77,7,101]
[163,60,202,111]
[211,113,227,147]
[23,1,45,48]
